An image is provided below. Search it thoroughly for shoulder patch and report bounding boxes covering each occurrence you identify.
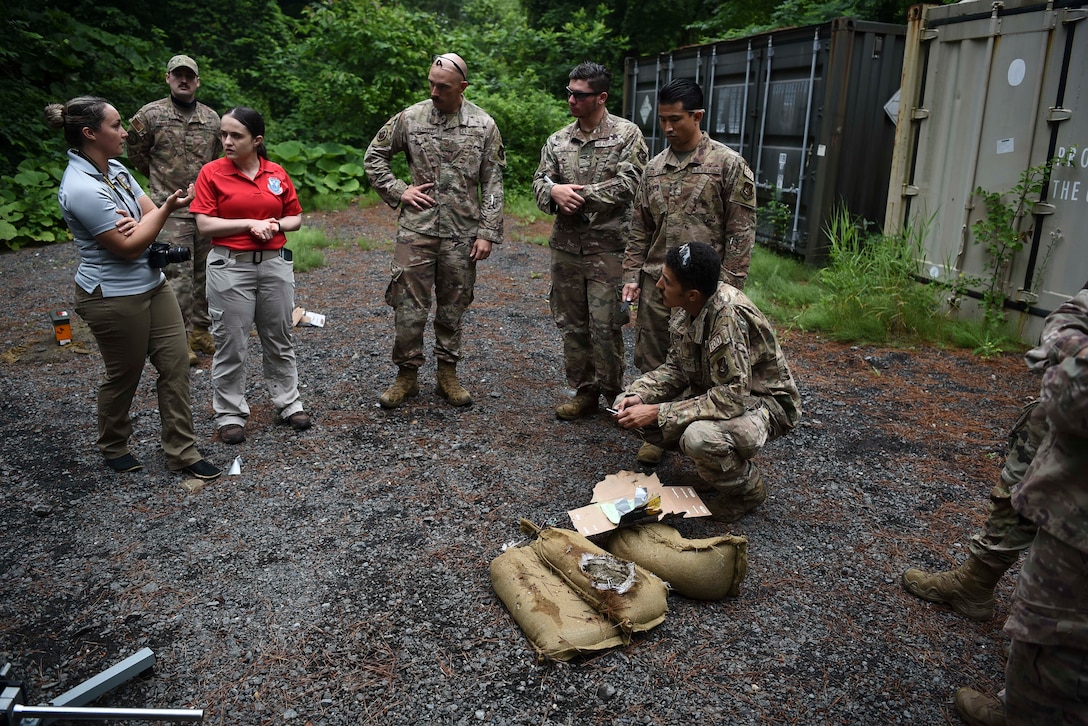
[129,116,146,135]
[731,165,757,208]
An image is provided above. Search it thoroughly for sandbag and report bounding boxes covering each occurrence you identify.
[605,523,748,600]
[531,526,669,633]
[490,544,626,662]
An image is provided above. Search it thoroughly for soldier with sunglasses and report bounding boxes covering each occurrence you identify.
[532,61,648,421]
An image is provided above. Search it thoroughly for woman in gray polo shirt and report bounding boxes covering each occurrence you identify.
[46,95,220,480]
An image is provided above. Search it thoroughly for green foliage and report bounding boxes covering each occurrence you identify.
[470,81,569,192]
[0,158,68,250]
[283,1,441,149]
[743,246,822,326]
[284,226,335,273]
[967,158,1056,328]
[797,206,946,344]
[267,140,367,209]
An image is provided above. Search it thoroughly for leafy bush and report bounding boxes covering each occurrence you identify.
[282,1,441,149]
[470,80,569,193]
[797,206,946,344]
[0,158,68,250]
[267,140,367,209]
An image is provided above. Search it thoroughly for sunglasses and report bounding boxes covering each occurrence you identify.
[565,86,599,100]
[433,55,467,80]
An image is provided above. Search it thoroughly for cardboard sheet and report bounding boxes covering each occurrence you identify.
[568,470,710,536]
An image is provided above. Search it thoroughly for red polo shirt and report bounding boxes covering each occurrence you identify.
[191,156,303,251]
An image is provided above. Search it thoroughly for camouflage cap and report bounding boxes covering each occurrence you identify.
[167,55,198,75]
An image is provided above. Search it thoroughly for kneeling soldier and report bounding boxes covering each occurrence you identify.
[612,242,800,522]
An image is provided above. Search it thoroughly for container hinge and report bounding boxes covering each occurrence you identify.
[1048,107,1072,122]
[920,28,938,42]
[902,184,920,197]
[1032,202,1056,216]
[1062,8,1087,24]
[911,107,930,121]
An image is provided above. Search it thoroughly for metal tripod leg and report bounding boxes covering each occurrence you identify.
[1,648,203,724]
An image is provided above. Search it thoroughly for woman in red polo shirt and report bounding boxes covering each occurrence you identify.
[192,106,311,444]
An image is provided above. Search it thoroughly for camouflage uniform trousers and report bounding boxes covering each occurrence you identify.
[549,248,626,395]
[385,230,476,369]
[1004,527,1088,722]
[632,269,670,373]
[159,216,212,331]
[639,406,772,499]
[969,400,1048,570]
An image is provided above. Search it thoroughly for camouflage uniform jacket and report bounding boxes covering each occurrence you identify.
[1013,288,1088,552]
[531,111,647,254]
[126,98,221,218]
[364,99,505,243]
[626,282,800,438]
[623,132,756,288]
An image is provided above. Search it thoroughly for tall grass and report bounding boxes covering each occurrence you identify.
[285,227,337,273]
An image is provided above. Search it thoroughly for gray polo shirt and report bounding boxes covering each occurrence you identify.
[58,150,164,297]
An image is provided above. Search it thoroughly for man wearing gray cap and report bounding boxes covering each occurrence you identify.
[128,54,222,365]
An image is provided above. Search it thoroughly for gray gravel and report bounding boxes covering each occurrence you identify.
[0,211,1039,725]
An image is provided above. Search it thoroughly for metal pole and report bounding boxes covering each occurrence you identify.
[11,704,204,723]
[791,29,821,250]
[755,37,775,188]
[740,40,753,159]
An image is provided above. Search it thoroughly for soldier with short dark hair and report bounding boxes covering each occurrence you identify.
[612,242,800,523]
[532,61,648,420]
[365,52,505,409]
[622,78,758,465]
[127,54,221,365]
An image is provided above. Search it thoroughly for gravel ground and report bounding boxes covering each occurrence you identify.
[0,203,1039,725]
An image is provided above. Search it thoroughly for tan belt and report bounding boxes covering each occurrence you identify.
[214,246,290,263]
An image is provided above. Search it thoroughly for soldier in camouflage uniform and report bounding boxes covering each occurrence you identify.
[532,61,648,420]
[950,286,1088,725]
[364,53,505,409]
[612,242,800,523]
[622,79,757,464]
[127,55,221,365]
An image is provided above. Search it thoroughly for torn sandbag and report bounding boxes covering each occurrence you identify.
[605,523,748,601]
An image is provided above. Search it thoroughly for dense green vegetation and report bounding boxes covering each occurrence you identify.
[2,0,940,249]
[745,209,1025,356]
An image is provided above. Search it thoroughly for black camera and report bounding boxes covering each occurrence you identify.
[148,242,191,269]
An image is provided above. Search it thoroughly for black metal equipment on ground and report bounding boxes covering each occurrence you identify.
[1,648,203,724]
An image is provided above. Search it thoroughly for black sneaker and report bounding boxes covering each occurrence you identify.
[180,459,222,480]
[106,453,143,473]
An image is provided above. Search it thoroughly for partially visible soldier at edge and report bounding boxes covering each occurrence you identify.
[127,54,222,366]
[364,52,505,409]
[532,61,648,421]
[622,78,757,466]
[951,284,1088,725]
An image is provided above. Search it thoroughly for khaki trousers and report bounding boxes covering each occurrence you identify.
[206,247,303,429]
[73,280,201,469]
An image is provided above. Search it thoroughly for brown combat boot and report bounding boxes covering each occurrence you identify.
[703,466,767,523]
[901,554,1007,621]
[436,362,472,406]
[637,442,665,465]
[954,687,1005,726]
[379,367,419,409]
[556,387,599,420]
[189,327,215,354]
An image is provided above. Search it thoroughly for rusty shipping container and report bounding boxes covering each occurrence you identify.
[886,0,1088,342]
[623,18,907,262]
